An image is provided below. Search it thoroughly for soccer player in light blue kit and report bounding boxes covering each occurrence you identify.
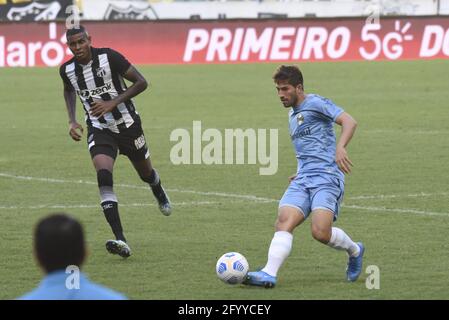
[244,65,364,288]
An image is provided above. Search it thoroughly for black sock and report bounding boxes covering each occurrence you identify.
[141,169,166,202]
[151,180,165,200]
[141,169,160,186]
[101,201,126,242]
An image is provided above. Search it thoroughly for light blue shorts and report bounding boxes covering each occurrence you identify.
[279,174,344,221]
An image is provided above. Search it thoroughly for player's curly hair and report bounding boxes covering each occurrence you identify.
[273,65,304,88]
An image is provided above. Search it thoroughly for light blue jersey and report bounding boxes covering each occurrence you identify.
[288,94,344,181]
[280,94,345,220]
[19,271,127,300]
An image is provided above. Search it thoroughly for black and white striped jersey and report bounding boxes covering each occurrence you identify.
[59,47,139,133]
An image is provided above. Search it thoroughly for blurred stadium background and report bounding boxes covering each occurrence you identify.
[1,0,449,300]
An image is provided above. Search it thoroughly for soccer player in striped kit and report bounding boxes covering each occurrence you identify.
[59,26,172,258]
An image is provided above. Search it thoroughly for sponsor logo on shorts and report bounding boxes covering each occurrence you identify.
[134,134,146,150]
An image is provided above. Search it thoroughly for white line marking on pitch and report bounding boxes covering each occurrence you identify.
[0,201,226,210]
[343,205,449,217]
[3,172,448,203]
[1,202,448,218]
[1,172,448,217]
[348,192,449,200]
[0,172,276,203]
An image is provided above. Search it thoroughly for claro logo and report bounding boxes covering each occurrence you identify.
[0,22,71,67]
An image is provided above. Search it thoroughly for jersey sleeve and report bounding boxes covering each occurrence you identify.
[59,64,73,89]
[312,96,344,122]
[107,49,131,76]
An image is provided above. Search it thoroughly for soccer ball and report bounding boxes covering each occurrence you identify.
[216,252,249,284]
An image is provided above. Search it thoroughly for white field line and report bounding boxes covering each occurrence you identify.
[363,129,449,135]
[348,192,449,200]
[3,172,448,203]
[343,205,449,217]
[2,203,447,218]
[0,172,276,203]
[1,172,448,217]
[0,201,225,210]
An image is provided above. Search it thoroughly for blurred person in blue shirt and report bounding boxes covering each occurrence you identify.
[19,213,127,300]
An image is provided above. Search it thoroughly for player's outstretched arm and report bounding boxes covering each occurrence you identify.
[90,66,148,118]
[63,82,83,141]
[335,112,357,174]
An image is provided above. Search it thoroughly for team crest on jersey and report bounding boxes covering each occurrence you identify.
[297,113,304,125]
[96,67,106,77]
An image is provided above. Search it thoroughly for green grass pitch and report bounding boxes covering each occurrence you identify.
[0,60,448,299]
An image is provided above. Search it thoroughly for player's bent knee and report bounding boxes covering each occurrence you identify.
[139,171,153,184]
[311,226,331,244]
[276,207,304,232]
[139,169,159,185]
[276,214,292,226]
[97,169,113,188]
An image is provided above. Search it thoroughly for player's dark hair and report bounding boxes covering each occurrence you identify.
[273,65,304,88]
[34,213,86,273]
[66,25,87,39]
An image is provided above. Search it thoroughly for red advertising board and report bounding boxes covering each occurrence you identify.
[0,17,448,67]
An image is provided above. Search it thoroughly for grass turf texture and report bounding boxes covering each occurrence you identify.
[0,60,448,299]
